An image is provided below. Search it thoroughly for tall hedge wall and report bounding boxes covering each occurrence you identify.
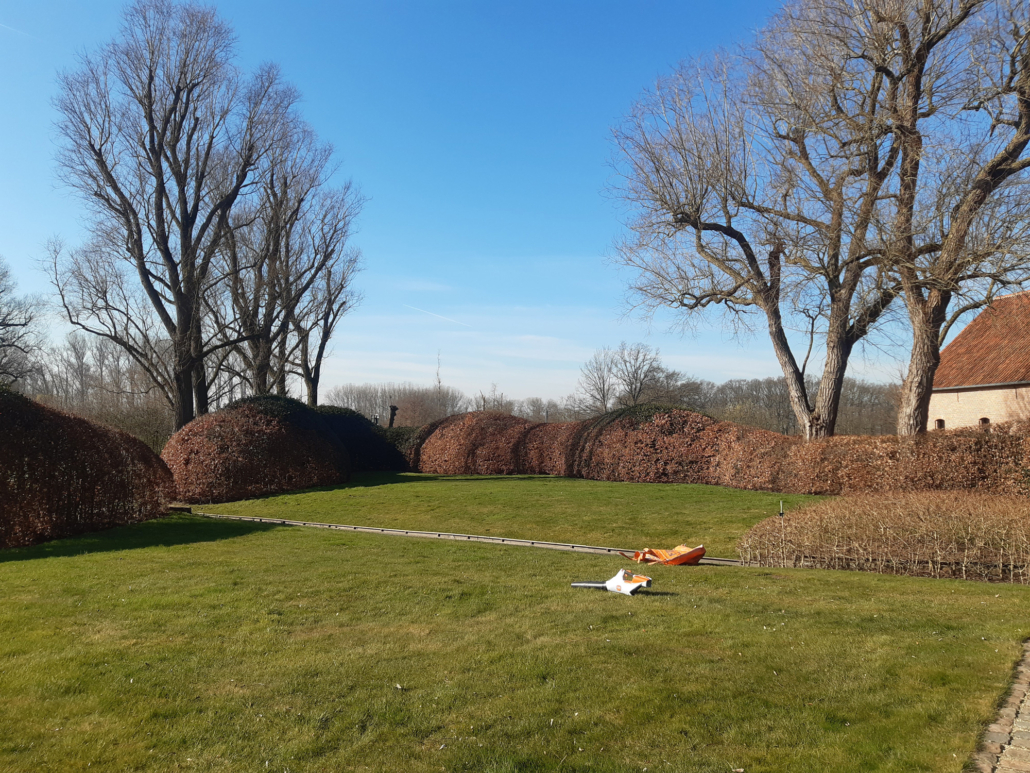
[162,397,352,504]
[416,413,536,475]
[0,390,174,548]
[406,407,1030,495]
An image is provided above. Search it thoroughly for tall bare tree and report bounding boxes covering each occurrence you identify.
[212,119,362,401]
[618,0,1030,437]
[822,0,1030,434]
[613,28,901,437]
[50,0,298,429]
[611,341,663,407]
[0,257,39,386]
[290,235,362,406]
[577,347,618,413]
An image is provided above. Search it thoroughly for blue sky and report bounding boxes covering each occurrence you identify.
[0,0,903,400]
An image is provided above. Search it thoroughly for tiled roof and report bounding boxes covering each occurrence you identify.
[934,292,1030,389]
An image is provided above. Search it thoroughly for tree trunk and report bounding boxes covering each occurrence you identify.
[272,332,287,396]
[896,291,949,435]
[193,359,210,416]
[296,329,319,406]
[251,338,272,395]
[811,299,859,438]
[764,305,825,439]
[173,359,194,431]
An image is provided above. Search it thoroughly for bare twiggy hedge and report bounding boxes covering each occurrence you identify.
[738,492,1030,583]
[0,390,174,548]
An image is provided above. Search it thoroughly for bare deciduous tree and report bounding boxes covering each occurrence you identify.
[473,384,516,413]
[825,0,1030,434]
[611,341,663,407]
[0,258,39,386]
[615,0,1030,437]
[212,125,330,397]
[620,0,994,438]
[212,121,363,406]
[637,366,710,410]
[577,347,617,413]
[50,0,299,430]
[613,37,900,438]
[577,343,703,412]
[288,197,363,406]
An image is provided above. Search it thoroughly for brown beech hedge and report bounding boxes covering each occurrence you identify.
[315,406,408,472]
[408,406,1030,495]
[163,397,351,504]
[0,389,174,549]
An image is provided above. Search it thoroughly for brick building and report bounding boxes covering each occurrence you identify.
[929,292,1030,430]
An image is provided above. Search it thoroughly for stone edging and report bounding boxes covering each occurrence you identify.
[971,641,1030,772]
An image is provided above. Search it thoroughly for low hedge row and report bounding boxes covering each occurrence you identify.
[408,407,1030,495]
[738,492,1030,583]
[0,390,174,548]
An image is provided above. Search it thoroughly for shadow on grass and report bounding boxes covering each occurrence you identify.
[0,514,281,564]
[341,472,554,487]
[265,472,558,497]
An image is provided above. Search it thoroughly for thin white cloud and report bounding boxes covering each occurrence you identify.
[0,21,41,41]
[402,304,473,327]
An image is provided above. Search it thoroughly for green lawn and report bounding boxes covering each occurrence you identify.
[205,472,818,558]
[1,475,1027,772]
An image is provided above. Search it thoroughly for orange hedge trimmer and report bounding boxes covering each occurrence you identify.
[619,544,706,566]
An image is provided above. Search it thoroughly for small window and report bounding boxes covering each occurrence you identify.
[934,419,945,430]
[979,417,990,426]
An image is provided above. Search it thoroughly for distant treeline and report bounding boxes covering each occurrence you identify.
[326,375,897,437]
[17,333,897,452]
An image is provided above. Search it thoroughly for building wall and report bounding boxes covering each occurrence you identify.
[928,384,1030,429]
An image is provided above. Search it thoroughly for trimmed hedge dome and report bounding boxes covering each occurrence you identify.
[315,405,408,471]
[0,389,174,548]
[162,396,351,504]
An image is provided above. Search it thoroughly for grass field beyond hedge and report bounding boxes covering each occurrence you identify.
[1,475,1028,772]
[206,472,819,557]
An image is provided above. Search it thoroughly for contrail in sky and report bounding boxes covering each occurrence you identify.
[0,21,41,41]
[403,304,473,328]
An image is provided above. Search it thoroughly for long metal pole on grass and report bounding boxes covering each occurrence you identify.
[183,509,742,565]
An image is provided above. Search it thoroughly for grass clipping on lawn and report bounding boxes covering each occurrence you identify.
[739,491,1030,583]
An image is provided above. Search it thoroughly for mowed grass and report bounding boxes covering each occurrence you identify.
[207,472,818,557]
[0,478,1027,772]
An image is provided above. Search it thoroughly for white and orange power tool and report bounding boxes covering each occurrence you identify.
[571,569,653,596]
